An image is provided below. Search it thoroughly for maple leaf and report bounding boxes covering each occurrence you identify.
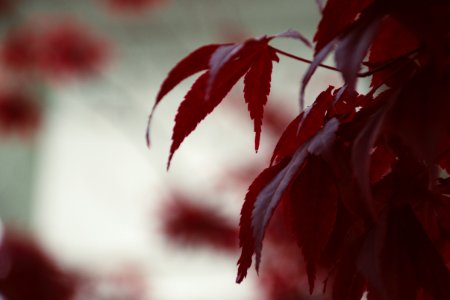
[148,30,310,167]
[334,13,382,93]
[301,1,383,108]
[314,0,374,54]
[385,67,450,164]
[236,158,290,283]
[154,44,224,110]
[331,236,366,300]
[359,207,450,300]
[369,143,396,184]
[367,16,420,88]
[289,154,338,293]
[351,98,389,217]
[270,86,334,166]
[243,44,279,150]
[237,117,339,283]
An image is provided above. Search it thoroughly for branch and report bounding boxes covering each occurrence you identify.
[271,46,422,78]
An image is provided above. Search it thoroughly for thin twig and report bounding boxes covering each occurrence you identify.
[271,46,423,78]
[271,47,339,72]
[357,47,423,77]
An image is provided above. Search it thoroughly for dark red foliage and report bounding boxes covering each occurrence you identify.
[0,228,76,300]
[153,0,450,298]
[314,0,373,54]
[369,143,396,184]
[36,21,108,80]
[0,89,41,137]
[367,16,419,88]
[160,195,238,252]
[236,158,290,282]
[289,155,338,293]
[331,235,366,300]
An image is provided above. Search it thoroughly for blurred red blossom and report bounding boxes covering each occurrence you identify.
[0,0,13,15]
[105,0,166,13]
[1,26,38,71]
[36,21,108,81]
[0,88,41,137]
[0,227,76,300]
[1,19,108,81]
[160,195,238,252]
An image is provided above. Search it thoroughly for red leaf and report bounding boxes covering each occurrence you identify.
[367,16,419,88]
[369,143,396,184]
[290,155,338,293]
[168,53,254,168]
[386,68,450,164]
[334,13,382,92]
[207,43,245,98]
[207,37,277,151]
[303,3,381,107]
[147,43,225,146]
[298,86,334,141]
[300,39,336,110]
[271,86,334,165]
[155,44,223,107]
[273,29,312,47]
[321,202,354,268]
[237,118,340,283]
[152,31,310,150]
[208,32,307,102]
[256,119,339,269]
[314,0,374,54]
[351,92,392,216]
[270,115,303,166]
[359,206,450,300]
[243,45,279,151]
[236,159,290,283]
[331,237,366,300]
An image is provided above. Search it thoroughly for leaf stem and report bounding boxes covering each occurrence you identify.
[271,46,422,78]
[271,47,339,72]
[358,47,422,77]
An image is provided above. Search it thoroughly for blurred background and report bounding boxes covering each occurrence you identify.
[0,0,343,299]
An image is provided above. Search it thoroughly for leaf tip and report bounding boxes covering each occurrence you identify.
[145,117,152,149]
[306,262,316,294]
[235,273,244,284]
[166,153,173,171]
[146,101,160,149]
[145,131,151,149]
[254,134,260,153]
